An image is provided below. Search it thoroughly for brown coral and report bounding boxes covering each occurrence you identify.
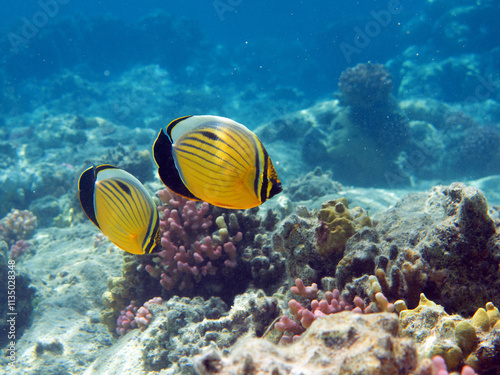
[315,198,372,256]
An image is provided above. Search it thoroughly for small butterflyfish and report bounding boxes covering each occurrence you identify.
[78,164,160,254]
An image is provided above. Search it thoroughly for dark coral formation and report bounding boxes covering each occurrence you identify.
[454,126,500,178]
[139,291,279,373]
[338,63,394,110]
[346,183,499,314]
[338,63,411,149]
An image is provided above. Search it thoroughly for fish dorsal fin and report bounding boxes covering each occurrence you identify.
[167,115,245,143]
[166,115,194,143]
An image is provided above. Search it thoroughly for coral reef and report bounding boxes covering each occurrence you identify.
[3,0,500,373]
[341,183,499,313]
[197,313,479,374]
[0,209,37,258]
[139,291,278,373]
[85,291,280,374]
[195,311,417,375]
[274,278,394,344]
[101,187,285,331]
[116,297,163,336]
[272,183,500,319]
[145,187,243,292]
[0,209,37,245]
[315,197,372,256]
[272,205,323,284]
[338,63,394,110]
[399,294,500,373]
[272,197,371,284]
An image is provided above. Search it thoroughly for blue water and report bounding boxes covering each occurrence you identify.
[0,0,499,208]
[0,1,418,101]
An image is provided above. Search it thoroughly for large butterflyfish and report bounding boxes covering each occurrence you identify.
[153,115,282,209]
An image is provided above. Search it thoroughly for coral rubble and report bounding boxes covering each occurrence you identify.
[195,312,417,375]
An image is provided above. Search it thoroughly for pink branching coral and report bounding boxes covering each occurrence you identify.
[275,278,393,344]
[0,209,37,259]
[290,278,318,299]
[116,297,163,337]
[10,240,32,259]
[432,355,476,375]
[0,209,37,244]
[145,188,242,291]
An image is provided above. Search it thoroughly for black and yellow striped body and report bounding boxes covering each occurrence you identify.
[153,115,282,209]
[78,165,160,255]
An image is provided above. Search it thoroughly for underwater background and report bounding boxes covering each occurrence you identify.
[1,0,500,374]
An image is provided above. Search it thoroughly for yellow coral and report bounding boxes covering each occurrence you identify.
[470,308,490,332]
[485,302,500,327]
[315,198,371,256]
[399,293,439,321]
[454,321,477,356]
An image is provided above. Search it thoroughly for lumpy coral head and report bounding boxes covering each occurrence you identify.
[338,63,393,109]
